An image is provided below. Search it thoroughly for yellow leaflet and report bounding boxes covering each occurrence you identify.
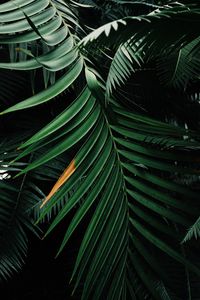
[40,159,76,208]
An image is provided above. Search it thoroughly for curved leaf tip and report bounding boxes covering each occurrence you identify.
[40,159,76,208]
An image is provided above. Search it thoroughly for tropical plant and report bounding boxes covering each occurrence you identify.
[1,0,200,299]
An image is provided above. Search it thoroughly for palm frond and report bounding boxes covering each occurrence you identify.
[183,216,200,243]
[1,1,200,298]
[0,178,41,281]
[106,38,144,96]
[80,3,200,95]
[0,0,82,93]
[4,64,200,298]
[80,3,200,50]
[156,36,200,89]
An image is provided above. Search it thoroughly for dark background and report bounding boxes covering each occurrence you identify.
[1,223,83,300]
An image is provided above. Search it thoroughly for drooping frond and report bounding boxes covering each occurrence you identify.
[106,38,144,96]
[80,3,200,95]
[0,0,83,94]
[0,179,41,280]
[80,3,200,50]
[4,62,200,298]
[1,1,200,299]
[156,36,200,89]
[183,216,200,243]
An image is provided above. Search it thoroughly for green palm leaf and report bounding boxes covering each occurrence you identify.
[156,36,200,89]
[80,3,200,95]
[0,178,41,280]
[183,216,200,243]
[1,1,200,299]
[0,57,83,114]
[12,67,200,298]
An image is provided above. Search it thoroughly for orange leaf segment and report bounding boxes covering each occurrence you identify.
[40,159,76,208]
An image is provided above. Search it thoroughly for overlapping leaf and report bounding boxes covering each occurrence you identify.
[0,179,41,280]
[80,2,200,95]
[1,1,200,299]
[5,65,200,298]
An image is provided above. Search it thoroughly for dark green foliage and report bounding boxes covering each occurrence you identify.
[0,0,200,299]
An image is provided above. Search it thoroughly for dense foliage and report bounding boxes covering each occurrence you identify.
[1,0,200,299]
